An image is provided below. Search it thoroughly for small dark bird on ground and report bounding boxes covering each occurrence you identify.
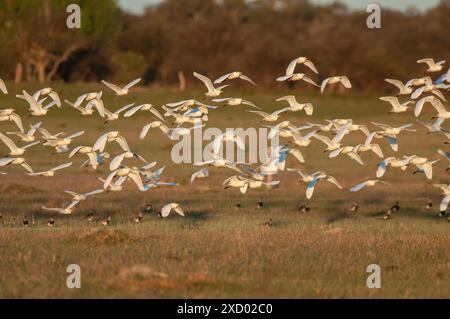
[101,216,111,226]
[256,199,263,209]
[381,209,392,220]
[235,203,241,210]
[348,202,358,213]
[425,199,433,210]
[22,216,29,227]
[142,203,153,214]
[134,213,143,224]
[299,203,310,213]
[390,201,400,213]
[262,218,273,227]
[47,218,55,227]
[86,210,95,222]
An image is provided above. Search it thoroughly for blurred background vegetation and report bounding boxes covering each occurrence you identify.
[0,0,449,92]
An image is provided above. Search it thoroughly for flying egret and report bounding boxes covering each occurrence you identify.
[350,180,389,192]
[433,184,450,211]
[160,203,185,218]
[193,72,229,97]
[101,78,141,96]
[212,97,260,109]
[7,121,42,143]
[384,79,413,95]
[379,96,412,113]
[276,73,319,86]
[0,78,7,94]
[190,168,209,183]
[103,166,145,191]
[32,88,61,107]
[103,103,135,123]
[0,157,33,173]
[376,156,413,178]
[93,131,130,152]
[213,131,245,155]
[109,151,147,171]
[276,95,313,115]
[406,76,432,88]
[42,201,79,215]
[214,72,256,86]
[64,189,104,201]
[43,131,84,154]
[0,132,39,156]
[408,155,436,179]
[320,76,352,93]
[0,109,24,132]
[247,109,288,122]
[285,57,319,75]
[414,95,444,117]
[123,103,164,120]
[65,98,105,117]
[28,162,72,177]
[306,174,342,199]
[417,58,446,72]
[139,121,203,140]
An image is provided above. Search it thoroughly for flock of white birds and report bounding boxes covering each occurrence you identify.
[0,56,450,223]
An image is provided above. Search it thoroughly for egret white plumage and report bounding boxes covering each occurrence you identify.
[160,203,185,218]
[7,121,42,143]
[0,132,39,156]
[276,95,313,115]
[101,78,141,96]
[417,58,446,72]
[285,57,319,75]
[214,72,256,86]
[350,180,389,192]
[320,76,352,93]
[0,109,24,132]
[29,162,72,177]
[193,72,229,97]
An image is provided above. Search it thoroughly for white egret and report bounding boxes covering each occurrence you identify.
[214,72,256,86]
[29,162,72,177]
[320,76,352,93]
[0,132,39,156]
[193,72,229,97]
[101,78,141,96]
[160,203,185,218]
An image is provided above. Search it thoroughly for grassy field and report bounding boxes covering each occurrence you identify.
[0,82,448,298]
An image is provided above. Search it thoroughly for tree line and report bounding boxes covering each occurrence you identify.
[0,0,449,93]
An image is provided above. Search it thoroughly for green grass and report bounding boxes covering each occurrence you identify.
[0,83,448,298]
